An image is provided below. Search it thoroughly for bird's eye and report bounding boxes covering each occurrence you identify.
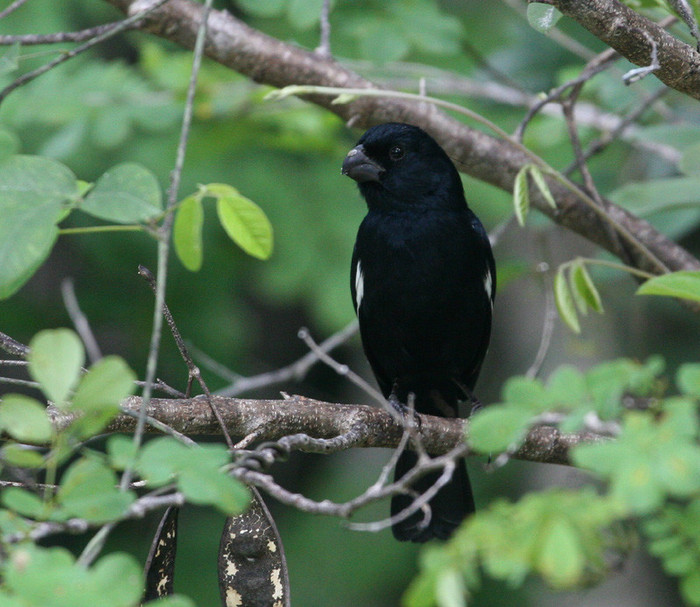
[389,145,405,161]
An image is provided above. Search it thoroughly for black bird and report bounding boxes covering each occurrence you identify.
[342,123,495,542]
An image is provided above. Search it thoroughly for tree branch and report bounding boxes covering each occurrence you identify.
[546,0,700,99]
[102,0,700,277]
[48,394,603,466]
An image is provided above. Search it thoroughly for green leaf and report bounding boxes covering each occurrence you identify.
[136,438,249,513]
[71,356,135,413]
[0,156,78,299]
[536,518,584,588]
[28,329,84,406]
[1,443,45,468]
[435,568,466,607]
[106,435,138,471]
[57,457,135,523]
[237,0,285,17]
[677,364,700,398]
[526,4,563,33]
[136,436,187,486]
[637,271,700,302]
[2,487,46,519]
[681,570,700,605]
[81,162,163,223]
[501,376,546,408]
[0,395,52,443]
[177,466,250,515]
[287,0,325,28]
[208,183,273,260]
[513,166,530,227]
[554,267,581,333]
[174,195,204,271]
[4,546,144,607]
[0,130,20,162]
[528,165,556,208]
[545,365,587,408]
[69,356,135,437]
[88,553,143,606]
[144,598,197,607]
[469,405,533,453]
[569,261,604,314]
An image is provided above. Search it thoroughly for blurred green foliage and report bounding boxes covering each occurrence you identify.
[1,0,700,605]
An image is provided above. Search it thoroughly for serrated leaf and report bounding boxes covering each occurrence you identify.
[0,395,52,443]
[513,166,530,227]
[526,4,563,33]
[554,267,581,333]
[208,183,273,260]
[82,162,163,223]
[637,271,700,302]
[570,261,604,314]
[528,165,556,208]
[173,195,204,271]
[28,329,84,406]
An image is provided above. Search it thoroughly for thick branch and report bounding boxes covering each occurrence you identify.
[48,395,602,466]
[548,0,700,100]
[102,0,700,276]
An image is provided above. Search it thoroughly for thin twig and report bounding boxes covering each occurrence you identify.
[0,330,29,357]
[0,0,173,105]
[138,265,234,450]
[125,0,216,491]
[297,327,387,408]
[315,0,331,57]
[0,22,138,45]
[61,279,103,364]
[0,0,30,20]
[212,320,359,397]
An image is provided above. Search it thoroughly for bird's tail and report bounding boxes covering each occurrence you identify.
[390,450,474,542]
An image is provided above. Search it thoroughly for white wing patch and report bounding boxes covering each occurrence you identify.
[484,268,494,306]
[354,260,364,311]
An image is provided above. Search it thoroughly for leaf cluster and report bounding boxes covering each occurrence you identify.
[409,358,700,606]
[0,329,250,605]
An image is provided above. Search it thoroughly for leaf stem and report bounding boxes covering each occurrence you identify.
[58,225,145,236]
[565,256,655,281]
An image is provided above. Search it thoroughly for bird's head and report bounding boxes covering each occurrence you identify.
[341,122,465,211]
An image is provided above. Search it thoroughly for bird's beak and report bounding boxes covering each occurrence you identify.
[342,145,384,183]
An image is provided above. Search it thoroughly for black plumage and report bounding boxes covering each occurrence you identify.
[342,123,495,542]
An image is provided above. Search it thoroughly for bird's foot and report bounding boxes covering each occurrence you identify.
[388,390,422,431]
